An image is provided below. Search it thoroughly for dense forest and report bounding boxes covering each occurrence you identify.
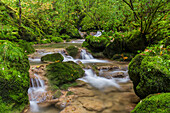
[0,0,169,113]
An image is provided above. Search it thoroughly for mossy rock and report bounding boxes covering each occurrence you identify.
[0,40,30,112]
[66,46,79,58]
[84,35,110,52]
[128,54,170,99]
[41,53,64,62]
[131,93,170,113]
[126,30,147,53]
[17,40,35,55]
[46,61,85,86]
[103,37,124,58]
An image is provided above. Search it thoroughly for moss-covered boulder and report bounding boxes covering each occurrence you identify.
[46,61,85,86]
[0,40,30,112]
[82,35,110,52]
[66,46,79,58]
[131,93,170,113]
[17,40,35,55]
[126,30,147,53]
[103,37,125,58]
[41,53,64,62]
[128,54,170,99]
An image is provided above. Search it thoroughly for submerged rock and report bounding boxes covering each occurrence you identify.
[131,93,170,113]
[128,54,170,99]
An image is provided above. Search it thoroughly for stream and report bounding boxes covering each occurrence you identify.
[26,40,139,113]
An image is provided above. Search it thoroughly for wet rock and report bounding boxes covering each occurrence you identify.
[69,87,95,97]
[60,101,96,113]
[78,97,105,111]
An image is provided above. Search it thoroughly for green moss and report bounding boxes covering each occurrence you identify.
[17,40,35,55]
[60,82,78,90]
[0,40,30,112]
[53,90,62,99]
[41,53,64,62]
[66,46,79,58]
[103,37,124,58]
[66,91,74,96]
[46,61,84,86]
[131,93,170,113]
[84,35,110,52]
[128,54,170,99]
[126,30,147,53]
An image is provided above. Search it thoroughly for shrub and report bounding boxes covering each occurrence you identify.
[60,34,70,40]
[51,37,63,43]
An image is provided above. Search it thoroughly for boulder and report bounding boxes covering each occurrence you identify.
[82,35,110,52]
[131,93,170,113]
[46,61,85,86]
[128,54,170,99]
[66,46,79,58]
[41,53,64,62]
[103,37,124,58]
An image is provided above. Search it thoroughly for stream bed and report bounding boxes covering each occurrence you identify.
[25,41,139,113]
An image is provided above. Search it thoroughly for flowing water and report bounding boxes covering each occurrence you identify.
[27,41,138,113]
[28,73,46,112]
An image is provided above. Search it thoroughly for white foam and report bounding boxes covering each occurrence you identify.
[78,69,120,89]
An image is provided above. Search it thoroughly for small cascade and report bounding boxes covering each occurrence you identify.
[80,49,94,59]
[78,69,120,89]
[93,31,102,37]
[28,73,46,112]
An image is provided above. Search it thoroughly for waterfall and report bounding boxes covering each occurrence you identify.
[80,49,94,59]
[93,31,102,37]
[28,73,46,112]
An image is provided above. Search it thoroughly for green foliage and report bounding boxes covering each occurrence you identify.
[46,61,85,86]
[0,40,30,112]
[41,53,64,62]
[40,39,51,44]
[66,46,79,58]
[60,34,70,40]
[131,93,170,113]
[51,37,63,43]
